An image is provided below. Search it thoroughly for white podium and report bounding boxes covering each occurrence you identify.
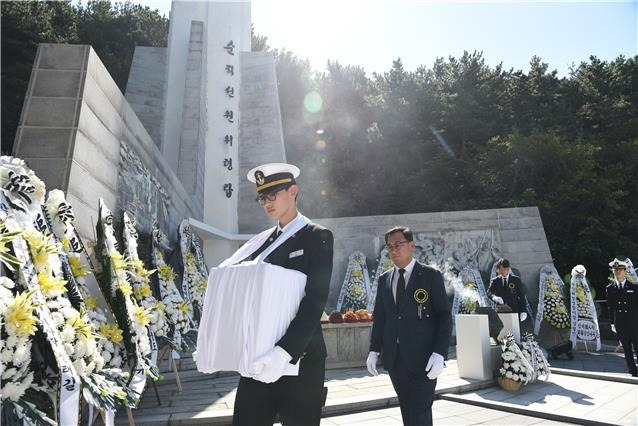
[456,314,492,380]
[497,313,520,344]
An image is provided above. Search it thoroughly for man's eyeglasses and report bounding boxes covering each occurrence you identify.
[256,188,286,205]
[387,240,410,250]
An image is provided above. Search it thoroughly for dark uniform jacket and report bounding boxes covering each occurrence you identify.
[249,222,334,364]
[487,274,527,313]
[369,261,452,375]
[606,281,638,340]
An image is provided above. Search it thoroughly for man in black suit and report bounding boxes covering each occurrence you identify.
[606,257,638,377]
[487,258,528,322]
[367,226,452,426]
[232,163,334,426]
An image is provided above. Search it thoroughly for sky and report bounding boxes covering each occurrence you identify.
[129,0,637,76]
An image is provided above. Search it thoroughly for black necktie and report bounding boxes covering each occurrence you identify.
[396,268,406,309]
[502,277,507,287]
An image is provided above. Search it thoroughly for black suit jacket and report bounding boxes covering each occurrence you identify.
[250,222,334,364]
[607,281,638,340]
[369,261,452,374]
[487,274,527,313]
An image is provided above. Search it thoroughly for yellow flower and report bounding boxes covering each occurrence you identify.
[134,306,151,326]
[111,252,128,271]
[7,291,38,335]
[463,280,474,288]
[99,323,123,344]
[553,305,567,315]
[155,301,166,311]
[351,269,363,278]
[576,287,587,303]
[23,229,58,270]
[178,302,191,314]
[0,226,22,269]
[38,272,67,295]
[68,255,91,277]
[156,251,164,261]
[84,296,99,309]
[133,284,152,300]
[185,252,195,263]
[158,264,176,282]
[67,310,93,339]
[118,280,132,296]
[61,238,71,251]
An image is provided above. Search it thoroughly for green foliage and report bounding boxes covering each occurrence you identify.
[272,50,637,301]
[1,0,167,154]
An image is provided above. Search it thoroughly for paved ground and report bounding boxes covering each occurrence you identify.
[319,399,576,426]
[116,342,638,425]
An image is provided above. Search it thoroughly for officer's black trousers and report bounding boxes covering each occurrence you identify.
[232,356,326,426]
[619,337,638,376]
[388,346,437,426]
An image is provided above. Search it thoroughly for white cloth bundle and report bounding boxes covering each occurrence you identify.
[195,213,311,378]
[195,262,306,377]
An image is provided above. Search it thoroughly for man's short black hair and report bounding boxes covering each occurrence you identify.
[384,226,413,244]
[496,258,510,268]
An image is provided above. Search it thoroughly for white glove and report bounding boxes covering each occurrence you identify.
[251,346,292,384]
[426,352,445,380]
[366,352,379,376]
[493,296,504,305]
[519,312,527,322]
[611,324,617,334]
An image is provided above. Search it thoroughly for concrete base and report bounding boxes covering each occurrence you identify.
[456,314,492,380]
[323,322,372,369]
[498,313,521,344]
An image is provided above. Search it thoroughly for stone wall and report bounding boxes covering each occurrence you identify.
[13,44,200,245]
[237,51,287,234]
[125,46,166,149]
[314,207,553,310]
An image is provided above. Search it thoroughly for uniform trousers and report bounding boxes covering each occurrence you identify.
[233,356,326,426]
[619,336,638,376]
[388,345,437,426]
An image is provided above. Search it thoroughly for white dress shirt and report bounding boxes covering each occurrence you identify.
[617,279,627,289]
[276,212,301,235]
[390,258,417,303]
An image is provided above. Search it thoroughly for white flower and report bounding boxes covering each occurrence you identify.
[61,325,75,342]
[13,344,30,365]
[506,371,513,378]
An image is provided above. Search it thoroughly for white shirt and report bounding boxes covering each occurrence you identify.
[276,212,301,235]
[390,258,416,303]
[617,279,627,289]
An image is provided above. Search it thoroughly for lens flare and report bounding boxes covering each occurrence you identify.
[304,91,323,113]
[315,139,327,150]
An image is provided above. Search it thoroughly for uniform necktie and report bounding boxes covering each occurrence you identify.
[396,268,406,308]
[502,277,507,287]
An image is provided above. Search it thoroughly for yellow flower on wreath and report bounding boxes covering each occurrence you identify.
[23,228,58,270]
[134,306,152,326]
[67,310,94,339]
[68,255,91,277]
[37,271,67,295]
[178,302,191,314]
[576,287,587,303]
[158,264,176,282]
[7,291,38,335]
[133,284,152,300]
[84,296,99,309]
[111,252,128,271]
[99,323,124,344]
[118,279,133,296]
